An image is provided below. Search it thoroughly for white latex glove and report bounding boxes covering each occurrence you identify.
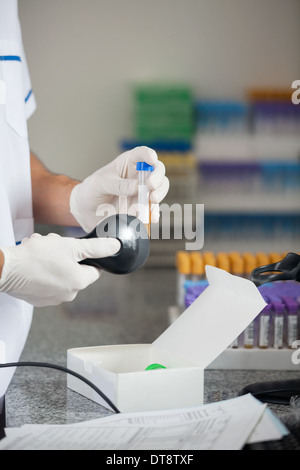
[70,146,169,233]
[0,233,120,307]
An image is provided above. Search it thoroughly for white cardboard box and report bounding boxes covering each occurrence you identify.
[67,266,266,412]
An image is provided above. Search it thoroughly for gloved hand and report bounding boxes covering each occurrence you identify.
[0,233,120,307]
[70,146,169,233]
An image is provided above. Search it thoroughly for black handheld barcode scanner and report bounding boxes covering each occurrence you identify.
[79,214,150,275]
[251,252,300,286]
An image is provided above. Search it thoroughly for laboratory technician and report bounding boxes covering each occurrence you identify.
[0,0,169,399]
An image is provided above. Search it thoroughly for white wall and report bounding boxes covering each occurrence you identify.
[19,0,300,180]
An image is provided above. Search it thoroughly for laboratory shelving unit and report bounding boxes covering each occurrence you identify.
[194,92,300,256]
[122,88,300,266]
[152,92,300,265]
[122,86,300,370]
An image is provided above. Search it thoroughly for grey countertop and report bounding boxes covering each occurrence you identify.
[4,267,300,432]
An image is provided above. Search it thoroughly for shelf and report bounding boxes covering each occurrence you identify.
[201,198,300,214]
[195,134,300,161]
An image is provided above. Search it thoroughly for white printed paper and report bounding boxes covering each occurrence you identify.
[0,394,285,451]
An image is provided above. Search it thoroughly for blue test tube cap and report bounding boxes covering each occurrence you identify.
[136,162,154,171]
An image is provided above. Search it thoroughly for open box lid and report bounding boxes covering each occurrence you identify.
[154,266,267,369]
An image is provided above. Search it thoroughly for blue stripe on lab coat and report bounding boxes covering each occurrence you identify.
[0,55,21,62]
[25,89,32,103]
[0,56,32,104]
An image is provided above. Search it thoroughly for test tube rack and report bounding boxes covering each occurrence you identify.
[173,250,300,370]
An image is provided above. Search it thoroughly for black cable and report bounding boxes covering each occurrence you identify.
[0,361,120,414]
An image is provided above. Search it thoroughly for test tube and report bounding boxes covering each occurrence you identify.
[136,162,154,237]
[258,303,271,349]
[243,252,256,280]
[243,319,257,349]
[176,251,191,310]
[243,255,258,349]
[230,254,244,277]
[190,252,205,282]
[203,251,216,268]
[282,296,299,348]
[216,252,230,272]
[272,301,284,349]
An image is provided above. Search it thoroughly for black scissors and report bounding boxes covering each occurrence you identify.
[251,252,300,286]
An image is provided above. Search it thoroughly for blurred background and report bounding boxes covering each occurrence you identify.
[19,0,300,268]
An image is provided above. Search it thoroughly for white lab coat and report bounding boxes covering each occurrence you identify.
[0,0,36,396]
